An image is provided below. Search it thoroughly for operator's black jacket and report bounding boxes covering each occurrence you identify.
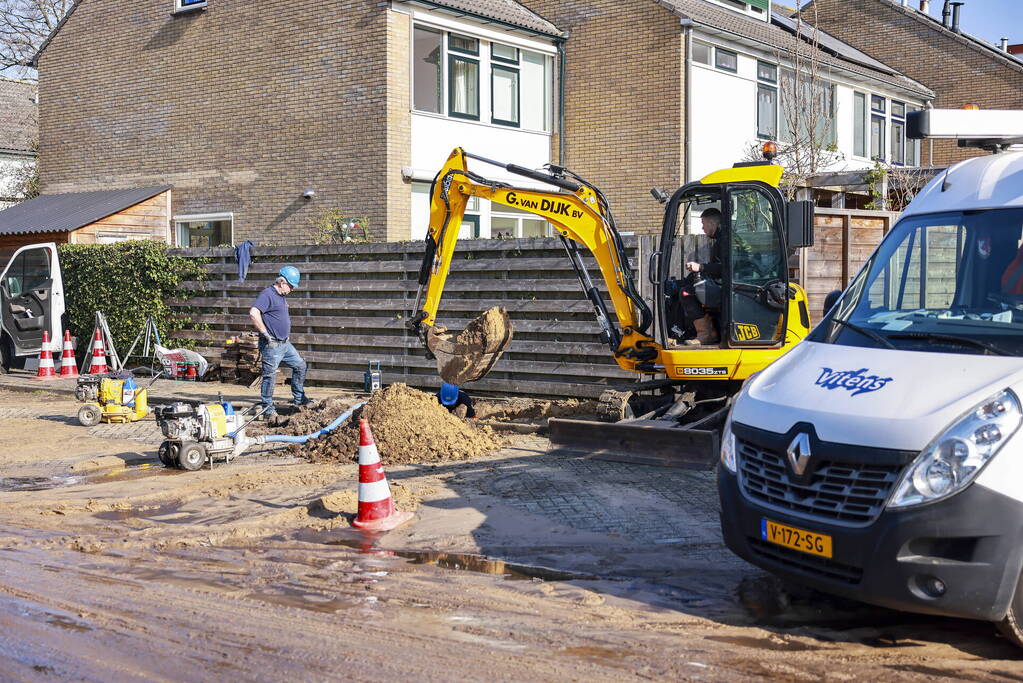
[700,236,723,280]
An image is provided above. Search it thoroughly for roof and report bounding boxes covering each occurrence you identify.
[803,0,1023,76]
[0,186,170,236]
[653,0,935,98]
[902,152,1023,218]
[0,78,37,155]
[400,0,561,37]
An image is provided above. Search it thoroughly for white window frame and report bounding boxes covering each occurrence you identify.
[174,212,234,247]
[174,0,207,13]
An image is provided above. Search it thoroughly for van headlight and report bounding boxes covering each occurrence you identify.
[888,389,1021,509]
[721,413,737,473]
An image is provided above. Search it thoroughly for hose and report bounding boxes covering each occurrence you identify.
[259,402,367,444]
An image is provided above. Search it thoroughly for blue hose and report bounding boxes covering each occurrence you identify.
[260,402,367,444]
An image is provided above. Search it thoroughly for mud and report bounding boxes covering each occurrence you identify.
[297,384,504,465]
[428,307,513,385]
[473,397,600,422]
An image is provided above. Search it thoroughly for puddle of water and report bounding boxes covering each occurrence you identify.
[84,464,179,485]
[44,614,93,633]
[93,503,183,521]
[0,475,82,492]
[245,587,355,614]
[562,646,630,662]
[704,634,824,652]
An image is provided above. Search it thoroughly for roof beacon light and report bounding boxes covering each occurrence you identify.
[907,108,1023,151]
[761,141,778,161]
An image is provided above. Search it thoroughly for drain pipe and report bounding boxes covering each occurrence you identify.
[557,36,567,166]
[682,18,693,189]
[259,402,367,444]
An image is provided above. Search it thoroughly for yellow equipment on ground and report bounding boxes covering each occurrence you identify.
[75,375,150,426]
[410,148,816,466]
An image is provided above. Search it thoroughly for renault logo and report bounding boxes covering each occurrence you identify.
[787,433,812,476]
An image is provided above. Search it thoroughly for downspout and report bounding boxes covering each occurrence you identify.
[557,37,567,166]
[682,18,693,188]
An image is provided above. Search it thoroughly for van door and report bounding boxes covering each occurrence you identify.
[0,243,65,359]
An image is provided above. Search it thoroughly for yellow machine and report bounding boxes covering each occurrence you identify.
[410,148,816,465]
[75,375,150,426]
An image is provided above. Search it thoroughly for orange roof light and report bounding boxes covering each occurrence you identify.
[762,141,778,161]
[961,104,980,110]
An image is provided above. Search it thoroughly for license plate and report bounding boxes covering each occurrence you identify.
[761,519,833,558]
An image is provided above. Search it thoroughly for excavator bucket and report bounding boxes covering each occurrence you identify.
[547,417,720,469]
[426,307,513,385]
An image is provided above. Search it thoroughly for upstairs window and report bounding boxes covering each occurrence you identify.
[448,34,480,120]
[756,61,778,140]
[715,48,738,73]
[175,0,206,12]
[871,95,886,161]
[692,41,712,65]
[413,27,443,114]
[853,91,867,157]
[891,100,906,165]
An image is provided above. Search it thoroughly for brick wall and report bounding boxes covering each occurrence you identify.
[810,0,1023,166]
[517,0,683,235]
[38,0,401,243]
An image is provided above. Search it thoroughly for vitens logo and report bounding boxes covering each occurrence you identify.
[815,367,892,396]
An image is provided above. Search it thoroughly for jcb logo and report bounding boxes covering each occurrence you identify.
[735,323,761,341]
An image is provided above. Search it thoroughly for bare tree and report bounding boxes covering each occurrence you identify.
[770,5,844,199]
[0,0,74,78]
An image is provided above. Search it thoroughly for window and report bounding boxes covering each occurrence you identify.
[778,70,835,146]
[413,27,443,114]
[756,62,778,140]
[449,33,478,55]
[907,106,922,166]
[4,248,49,296]
[891,100,906,165]
[492,64,520,127]
[176,214,233,247]
[448,54,480,120]
[520,50,551,131]
[692,41,712,65]
[853,91,867,157]
[175,0,206,11]
[715,48,737,72]
[492,43,518,63]
[492,203,550,238]
[871,96,886,161]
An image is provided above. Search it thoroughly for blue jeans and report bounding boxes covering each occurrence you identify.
[259,338,307,407]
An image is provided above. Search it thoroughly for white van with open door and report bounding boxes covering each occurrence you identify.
[0,242,65,371]
[718,109,1023,648]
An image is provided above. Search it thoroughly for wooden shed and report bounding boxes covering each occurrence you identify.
[0,185,171,266]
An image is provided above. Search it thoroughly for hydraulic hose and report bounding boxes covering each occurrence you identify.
[259,402,367,444]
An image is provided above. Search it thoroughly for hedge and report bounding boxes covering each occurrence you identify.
[57,241,207,360]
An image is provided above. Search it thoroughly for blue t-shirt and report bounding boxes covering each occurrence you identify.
[253,285,291,340]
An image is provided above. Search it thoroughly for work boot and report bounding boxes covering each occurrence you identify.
[258,405,278,421]
[684,315,720,346]
[292,396,314,408]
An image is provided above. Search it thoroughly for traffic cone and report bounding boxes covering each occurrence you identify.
[87,328,108,375]
[34,331,57,380]
[352,419,414,532]
[59,330,79,378]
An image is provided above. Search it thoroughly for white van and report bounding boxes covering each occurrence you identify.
[0,242,65,371]
[718,109,1023,646]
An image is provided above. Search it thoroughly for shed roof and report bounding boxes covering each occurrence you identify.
[0,186,170,236]
[404,0,561,37]
[653,0,934,98]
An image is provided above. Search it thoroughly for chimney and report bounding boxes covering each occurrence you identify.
[919,0,930,12]
[1002,37,1010,52]
[951,1,964,33]
[941,0,951,27]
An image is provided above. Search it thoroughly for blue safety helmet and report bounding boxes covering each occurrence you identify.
[438,382,460,407]
[279,265,301,288]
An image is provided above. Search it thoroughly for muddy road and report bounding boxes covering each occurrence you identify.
[0,389,1021,680]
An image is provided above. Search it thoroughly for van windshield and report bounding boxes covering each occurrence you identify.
[811,209,1023,356]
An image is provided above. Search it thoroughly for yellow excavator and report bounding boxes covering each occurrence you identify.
[409,147,815,466]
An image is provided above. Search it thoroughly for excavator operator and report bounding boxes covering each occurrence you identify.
[676,208,723,346]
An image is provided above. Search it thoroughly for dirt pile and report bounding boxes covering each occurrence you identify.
[249,398,356,437]
[427,307,512,385]
[474,397,599,422]
[302,384,504,465]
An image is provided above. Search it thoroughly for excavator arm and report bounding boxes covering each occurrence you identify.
[410,148,659,383]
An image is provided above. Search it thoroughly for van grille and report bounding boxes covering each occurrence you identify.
[737,438,903,527]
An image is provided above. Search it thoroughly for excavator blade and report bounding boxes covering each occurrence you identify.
[547,417,720,469]
[426,307,513,385]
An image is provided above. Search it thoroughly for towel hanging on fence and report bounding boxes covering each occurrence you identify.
[235,240,255,282]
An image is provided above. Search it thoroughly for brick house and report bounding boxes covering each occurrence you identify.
[806,0,1023,167]
[515,0,934,228]
[34,0,562,244]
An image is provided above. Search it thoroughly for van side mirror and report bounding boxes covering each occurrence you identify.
[787,200,815,248]
[823,289,842,318]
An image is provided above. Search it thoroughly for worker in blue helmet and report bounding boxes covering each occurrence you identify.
[248,265,309,418]
[437,382,476,418]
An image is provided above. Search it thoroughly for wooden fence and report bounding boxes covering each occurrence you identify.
[168,208,897,398]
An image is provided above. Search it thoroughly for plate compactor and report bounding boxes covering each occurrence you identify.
[75,374,151,427]
[155,400,268,471]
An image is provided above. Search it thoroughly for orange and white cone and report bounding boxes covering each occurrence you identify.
[352,419,414,532]
[59,330,79,378]
[87,328,108,375]
[34,330,57,380]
